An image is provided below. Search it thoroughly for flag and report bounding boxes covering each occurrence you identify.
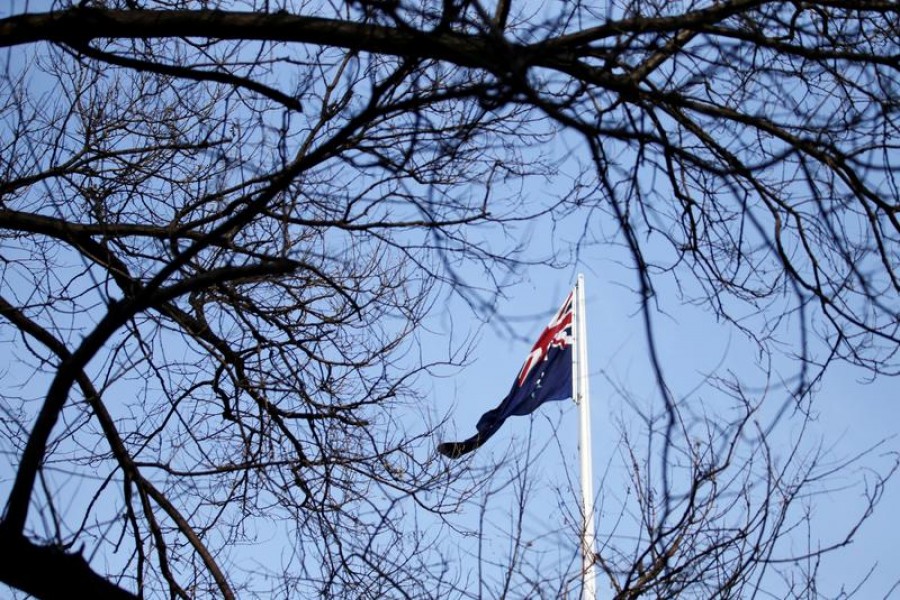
[438,290,575,458]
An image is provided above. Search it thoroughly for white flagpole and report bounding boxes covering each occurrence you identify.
[573,274,597,600]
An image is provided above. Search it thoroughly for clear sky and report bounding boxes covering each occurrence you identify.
[429,237,900,597]
[1,1,898,598]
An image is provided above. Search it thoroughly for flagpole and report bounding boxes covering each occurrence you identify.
[574,274,597,600]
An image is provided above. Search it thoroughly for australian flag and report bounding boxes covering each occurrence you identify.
[438,290,575,458]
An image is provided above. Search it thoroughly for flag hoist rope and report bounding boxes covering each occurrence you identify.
[573,274,597,600]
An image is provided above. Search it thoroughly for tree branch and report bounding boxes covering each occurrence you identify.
[0,529,138,600]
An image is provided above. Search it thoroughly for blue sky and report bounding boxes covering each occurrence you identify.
[429,251,900,597]
[2,1,898,597]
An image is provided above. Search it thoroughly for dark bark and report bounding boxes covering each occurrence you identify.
[0,527,137,600]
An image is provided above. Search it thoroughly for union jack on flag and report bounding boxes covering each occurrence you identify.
[438,290,575,458]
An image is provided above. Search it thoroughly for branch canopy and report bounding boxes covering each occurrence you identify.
[0,0,897,598]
